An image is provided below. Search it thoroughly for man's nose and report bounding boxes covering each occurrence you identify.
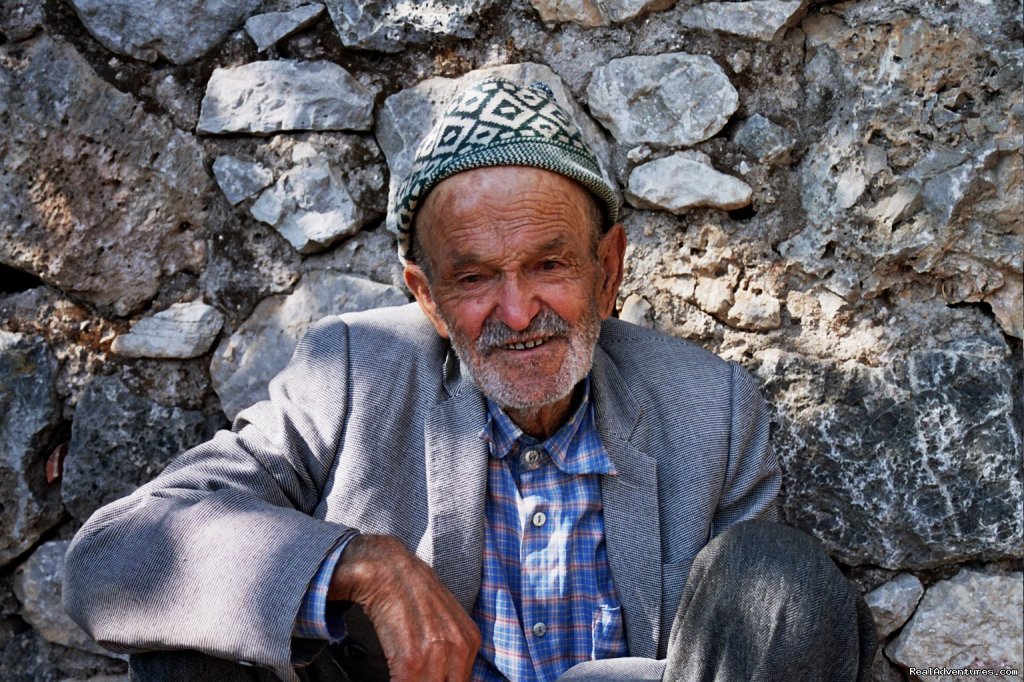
[495,275,540,332]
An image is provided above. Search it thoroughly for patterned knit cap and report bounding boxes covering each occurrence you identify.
[388,78,620,264]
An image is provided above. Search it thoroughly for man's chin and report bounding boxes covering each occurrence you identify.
[470,366,587,411]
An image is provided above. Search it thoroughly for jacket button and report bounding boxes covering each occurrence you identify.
[532,622,547,637]
[531,511,547,527]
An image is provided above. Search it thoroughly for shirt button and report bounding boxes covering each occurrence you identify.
[523,448,541,465]
[531,511,547,527]
[532,622,547,637]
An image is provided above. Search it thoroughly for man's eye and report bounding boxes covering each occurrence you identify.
[457,274,483,285]
[540,260,562,270]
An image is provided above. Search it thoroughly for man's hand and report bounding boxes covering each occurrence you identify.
[328,534,481,682]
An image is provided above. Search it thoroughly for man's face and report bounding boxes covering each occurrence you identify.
[404,166,626,411]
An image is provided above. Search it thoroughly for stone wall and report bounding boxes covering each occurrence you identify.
[1,0,1021,679]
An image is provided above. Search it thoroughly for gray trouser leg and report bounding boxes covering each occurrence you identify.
[662,520,877,682]
[128,647,351,682]
[558,521,875,682]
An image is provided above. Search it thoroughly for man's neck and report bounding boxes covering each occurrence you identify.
[503,383,584,440]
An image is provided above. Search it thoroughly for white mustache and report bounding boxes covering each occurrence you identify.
[475,309,571,353]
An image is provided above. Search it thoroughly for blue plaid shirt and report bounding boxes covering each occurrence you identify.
[471,377,628,681]
[296,377,628,681]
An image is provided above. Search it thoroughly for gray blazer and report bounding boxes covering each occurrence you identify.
[63,303,779,682]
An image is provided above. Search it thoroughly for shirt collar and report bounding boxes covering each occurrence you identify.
[479,376,616,476]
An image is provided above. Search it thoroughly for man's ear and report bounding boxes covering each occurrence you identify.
[595,223,627,319]
[404,263,450,339]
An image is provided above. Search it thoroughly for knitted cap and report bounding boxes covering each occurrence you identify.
[388,78,620,264]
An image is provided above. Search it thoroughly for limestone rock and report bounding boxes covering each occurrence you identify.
[13,541,117,658]
[530,0,674,27]
[619,294,654,328]
[68,0,261,64]
[587,53,738,147]
[250,147,370,254]
[887,570,1023,679]
[323,0,494,52]
[212,156,275,205]
[63,376,207,522]
[0,0,43,41]
[626,152,752,213]
[198,61,375,135]
[757,337,1023,569]
[302,227,405,290]
[725,287,781,331]
[200,218,303,324]
[865,573,924,639]
[679,1,804,41]
[0,36,208,316]
[734,114,797,165]
[378,63,617,234]
[110,300,225,359]
[0,617,128,682]
[797,10,1023,338]
[245,4,325,52]
[0,332,63,567]
[210,270,408,419]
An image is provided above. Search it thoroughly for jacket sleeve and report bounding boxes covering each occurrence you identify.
[63,317,356,682]
[710,362,781,537]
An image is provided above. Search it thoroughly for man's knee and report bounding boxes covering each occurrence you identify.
[688,520,856,609]
[668,520,877,681]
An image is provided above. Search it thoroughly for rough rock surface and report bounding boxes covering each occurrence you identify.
[245,4,325,52]
[68,0,261,64]
[865,573,924,639]
[798,7,1023,338]
[62,376,207,522]
[587,53,739,147]
[302,228,405,290]
[756,334,1022,570]
[212,156,275,206]
[210,270,408,419]
[377,62,617,232]
[0,36,208,316]
[0,332,63,567]
[626,151,753,213]
[110,300,224,359]
[198,61,375,135]
[0,621,128,682]
[323,0,494,52]
[13,541,117,658]
[679,1,804,41]
[250,144,369,253]
[734,114,797,164]
[530,0,674,27]
[887,570,1023,678]
[0,0,43,41]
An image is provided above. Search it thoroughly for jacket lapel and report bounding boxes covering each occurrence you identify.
[423,349,490,613]
[592,346,662,659]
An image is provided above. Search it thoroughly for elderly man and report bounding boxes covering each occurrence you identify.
[64,79,875,682]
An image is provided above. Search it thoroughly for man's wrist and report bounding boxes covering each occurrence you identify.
[295,530,359,640]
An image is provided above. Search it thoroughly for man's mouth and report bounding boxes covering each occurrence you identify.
[501,336,552,351]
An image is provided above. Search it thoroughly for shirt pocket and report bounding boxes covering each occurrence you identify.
[591,603,626,660]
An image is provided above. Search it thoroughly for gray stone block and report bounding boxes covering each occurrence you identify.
[0,332,63,567]
[63,376,207,522]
